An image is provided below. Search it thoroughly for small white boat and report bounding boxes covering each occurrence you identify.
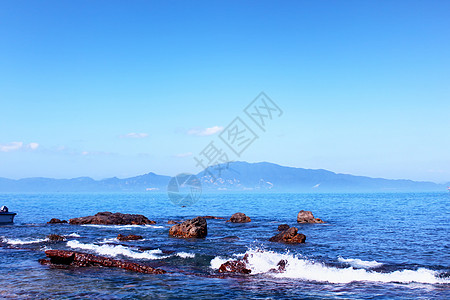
[0,206,16,224]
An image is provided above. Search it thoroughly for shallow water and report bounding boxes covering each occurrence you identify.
[0,193,449,299]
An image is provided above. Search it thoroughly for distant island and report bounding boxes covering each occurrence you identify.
[0,161,447,193]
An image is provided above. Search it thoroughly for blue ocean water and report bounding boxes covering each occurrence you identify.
[0,192,449,299]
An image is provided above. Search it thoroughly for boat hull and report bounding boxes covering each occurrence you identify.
[0,213,16,224]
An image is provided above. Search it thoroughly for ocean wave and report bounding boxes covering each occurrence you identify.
[80,224,164,230]
[176,252,195,259]
[337,257,383,269]
[1,237,48,245]
[66,233,81,238]
[211,248,449,284]
[67,240,168,260]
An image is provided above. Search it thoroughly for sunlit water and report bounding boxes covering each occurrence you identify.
[1,193,449,299]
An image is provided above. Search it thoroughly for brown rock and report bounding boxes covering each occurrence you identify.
[47,234,66,242]
[218,254,251,274]
[69,212,156,225]
[201,216,225,220]
[277,224,290,231]
[117,234,143,241]
[269,227,306,244]
[297,210,324,224]
[167,220,179,225]
[39,250,165,274]
[47,218,68,224]
[226,213,251,223]
[169,217,207,238]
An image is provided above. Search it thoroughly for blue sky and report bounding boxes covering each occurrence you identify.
[0,1,449,182]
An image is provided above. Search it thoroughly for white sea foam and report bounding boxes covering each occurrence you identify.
[211,249,449,284]
[80,224,164,229]
[67,240,167,260]
[176,252,195,259]
[338,257,383,269]
[210,256,229,269]
[2,237,48,245]
[66,233,81,238]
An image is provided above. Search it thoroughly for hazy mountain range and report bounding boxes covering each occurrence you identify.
[0,161,448,193]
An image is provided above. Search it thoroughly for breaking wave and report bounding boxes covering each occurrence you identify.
[211,249,449,284]
[176,252,195,259]
[338,257,383,269]
[67,240,167,260]
[1,237,48,245]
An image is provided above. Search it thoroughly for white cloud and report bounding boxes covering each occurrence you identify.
[27,142,39,150]
[120,133,149,139]
[174,152,193,158]
[0,142,23,152]
[187,126,223,136]
[0,142,39,152]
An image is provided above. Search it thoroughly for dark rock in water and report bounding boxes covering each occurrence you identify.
[226,213,251,223]
[39,250,166,274]
[69,212,156,225]
[201,216,225,220]
[117,234,143,241]
[47,234,66,242]
[221,236,240,241]
[218,254,251,274]
[167,220,179,225]
[277,224,290,231]
[169,217,207,238]
[47,218,68,224]
[297,210,324,224]
[269,259,288,273]
[269,227,306,244]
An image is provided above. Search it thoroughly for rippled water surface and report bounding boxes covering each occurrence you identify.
[0,193,449,299]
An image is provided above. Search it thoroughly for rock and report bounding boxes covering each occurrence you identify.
[117,234,143,241]
[226,213,251,223]
[47,218,68,224]
[277,224,290,231]
[218,254,251,274]
[39,250,165,274]
[167,220,179,225]
[269,259,288,273]
[69,212,156,225]
[269,227,306,244]
[47,234,66,242]
[169,217,207,238]
[201,216,225,220]
[297,210,324,224]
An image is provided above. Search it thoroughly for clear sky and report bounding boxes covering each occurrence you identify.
[0,1,449,183]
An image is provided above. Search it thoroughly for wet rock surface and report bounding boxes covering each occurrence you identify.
[47,218,68,224]
[218,254,251,274]
[39,250,166,274]
[169,217,207,238]
[297,210,324,224]
[47,234,66,242]
[226,213,251,223]
[269,227,306,244]
[277,224,290,231]
[69,212,156,225]
[117,234,143,241]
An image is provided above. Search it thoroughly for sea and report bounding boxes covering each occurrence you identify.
[0,192,449,299]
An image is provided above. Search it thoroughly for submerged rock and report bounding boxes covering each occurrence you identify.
[201,216,225,220]
[47,234,66,242]
[226,213,251,223]
[69,212,156,225]
[277,224,290,231]
[167,220,179,225]
[297,210,324,224]
[39,250,165,274]
[47,218,68,224]
[117,234,143,241]
[269,227,306,244]
[169,217,207,238]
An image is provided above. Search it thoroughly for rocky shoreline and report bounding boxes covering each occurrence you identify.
[37,210,325,275]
